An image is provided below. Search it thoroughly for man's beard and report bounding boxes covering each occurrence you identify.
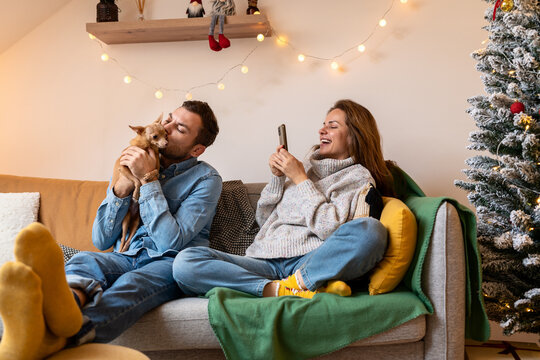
[159,146,191,163]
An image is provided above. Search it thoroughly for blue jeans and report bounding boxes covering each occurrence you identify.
[173,218,387,297]
[65,249,181,344]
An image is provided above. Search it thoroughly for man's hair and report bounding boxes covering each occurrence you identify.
[182,100,219,147]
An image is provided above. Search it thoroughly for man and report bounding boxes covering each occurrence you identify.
[1,100,222,358]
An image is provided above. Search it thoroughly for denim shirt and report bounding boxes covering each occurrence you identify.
[92,157,222,258]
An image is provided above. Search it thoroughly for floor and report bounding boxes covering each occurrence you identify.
[465,340,540,360]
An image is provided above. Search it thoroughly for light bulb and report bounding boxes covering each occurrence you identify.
[241,65,249,74]
[298,54,305,62]
[123,75,132,84]
[254,11,260,14]
[185,92,193,100]
[217,83,225,90]
[257,34,265,42]
[357,44,366,52]
[154,90,163,99]
[379,19,387,27]
[101,53,109,61]
[330,61,339,70]
[88,33,96,40]
[400,0,408,3]
[275,35,287,47]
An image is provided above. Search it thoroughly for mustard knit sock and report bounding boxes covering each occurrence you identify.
[14,222,83,338]
[0,262,65,360]
[274,274,303,290]
[320,280,352,297]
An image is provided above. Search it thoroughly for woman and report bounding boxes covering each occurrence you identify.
[173,99,395,298]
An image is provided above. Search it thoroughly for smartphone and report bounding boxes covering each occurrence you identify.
[278,124,288,151]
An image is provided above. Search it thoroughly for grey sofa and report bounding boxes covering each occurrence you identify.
[110,183,466,360]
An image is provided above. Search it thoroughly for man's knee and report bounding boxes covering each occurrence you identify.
[172,246,211,286]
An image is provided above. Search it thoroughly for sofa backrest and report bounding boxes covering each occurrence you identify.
[0,174,109,251]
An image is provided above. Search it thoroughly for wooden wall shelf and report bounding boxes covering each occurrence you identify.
[86,14,271,45]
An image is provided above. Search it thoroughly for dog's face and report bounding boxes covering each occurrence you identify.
[145,122,168,149]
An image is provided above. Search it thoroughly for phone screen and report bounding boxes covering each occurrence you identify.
[278,124,288,151]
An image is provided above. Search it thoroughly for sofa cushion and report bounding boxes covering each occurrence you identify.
[369,197,417,295]
[110,297,426,352]
[0,192,40,265]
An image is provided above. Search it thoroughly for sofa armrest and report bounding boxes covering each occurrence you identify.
[423,202,465,360]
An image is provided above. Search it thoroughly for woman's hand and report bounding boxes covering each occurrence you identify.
[271,146,308,185]
[269,146,285,177]
[120,146,158,184]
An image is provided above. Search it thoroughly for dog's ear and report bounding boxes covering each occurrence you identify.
[155,113,163,124]
[129,125,145,135]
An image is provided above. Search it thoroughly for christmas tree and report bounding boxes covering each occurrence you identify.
[455,0,539,335]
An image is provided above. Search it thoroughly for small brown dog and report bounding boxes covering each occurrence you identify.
[111,114,168,252]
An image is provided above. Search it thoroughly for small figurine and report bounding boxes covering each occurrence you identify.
[246,0,259,14]
[186,0,205,18]
[208,0,236,51]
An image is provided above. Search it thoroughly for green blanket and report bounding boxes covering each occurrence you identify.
[207,171,490,359]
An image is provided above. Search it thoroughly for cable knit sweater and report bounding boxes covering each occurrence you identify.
[245,149,375,259]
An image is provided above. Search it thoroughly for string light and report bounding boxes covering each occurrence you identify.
[89,0,402,100]
[493,166,500,171]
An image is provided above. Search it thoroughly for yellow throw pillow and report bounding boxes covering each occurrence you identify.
[369,197,417,295]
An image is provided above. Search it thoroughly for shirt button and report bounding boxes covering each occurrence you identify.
[115,201,120,206]
[161,174,165,179]
[109,219,114,223]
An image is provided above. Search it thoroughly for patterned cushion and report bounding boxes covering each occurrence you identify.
[60,243,81,264]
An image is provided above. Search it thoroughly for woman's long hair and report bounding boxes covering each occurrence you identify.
[325,99,397,197]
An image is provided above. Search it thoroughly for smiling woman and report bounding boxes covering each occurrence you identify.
[173,98,397,302]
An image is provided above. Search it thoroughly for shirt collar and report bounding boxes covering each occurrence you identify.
[161,157,198,176]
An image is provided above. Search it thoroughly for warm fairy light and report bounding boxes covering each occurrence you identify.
[536,197,540,204]
[526,308,533,312]
[241,65,249,74]
[379,19,387,27]
[217,82,225,90]
[88,33,96,40]
[254,11,260,14]
[185,92,193,100]
[358,44,366,52]
[257,34,265,42]
[529,227,535,231]
[123,75,132,84]
[400,0,408,3]
[298,54,305,62]
[275,35,287,47]
[330,61,339,70]
[154,90,163,99]
[481,39,488,45]
[505,303,511,309]
[101,53,109,61]
[493,166,500,171]
[492,70,496,73]
[509,70,516,76]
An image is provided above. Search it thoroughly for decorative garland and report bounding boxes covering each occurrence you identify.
[89,0,407,101]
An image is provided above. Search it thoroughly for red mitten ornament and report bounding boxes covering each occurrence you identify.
[208,35,222,51]
[510,101,525,114]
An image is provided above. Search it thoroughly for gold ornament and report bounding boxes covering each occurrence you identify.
[501,0,514,12]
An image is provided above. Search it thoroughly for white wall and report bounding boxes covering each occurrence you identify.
[0,0,488,208]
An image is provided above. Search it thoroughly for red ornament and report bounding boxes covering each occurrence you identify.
[510,102,525,114]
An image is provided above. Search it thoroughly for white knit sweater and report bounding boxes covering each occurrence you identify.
[245,149,375,259]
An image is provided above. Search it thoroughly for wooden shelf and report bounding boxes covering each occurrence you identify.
[86,14,271,45]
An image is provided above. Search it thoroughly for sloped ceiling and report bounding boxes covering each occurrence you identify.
[0,0,72,55]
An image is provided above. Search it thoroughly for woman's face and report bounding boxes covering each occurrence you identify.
[318,108,351,160]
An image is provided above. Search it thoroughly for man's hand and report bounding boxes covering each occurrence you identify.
[120,146,158,184]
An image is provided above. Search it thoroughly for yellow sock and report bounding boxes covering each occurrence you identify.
[320,280,352,297]
[14,222,83,338]
[277,284,318,299]
[274,274,302,290]
[0,262,66,360]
